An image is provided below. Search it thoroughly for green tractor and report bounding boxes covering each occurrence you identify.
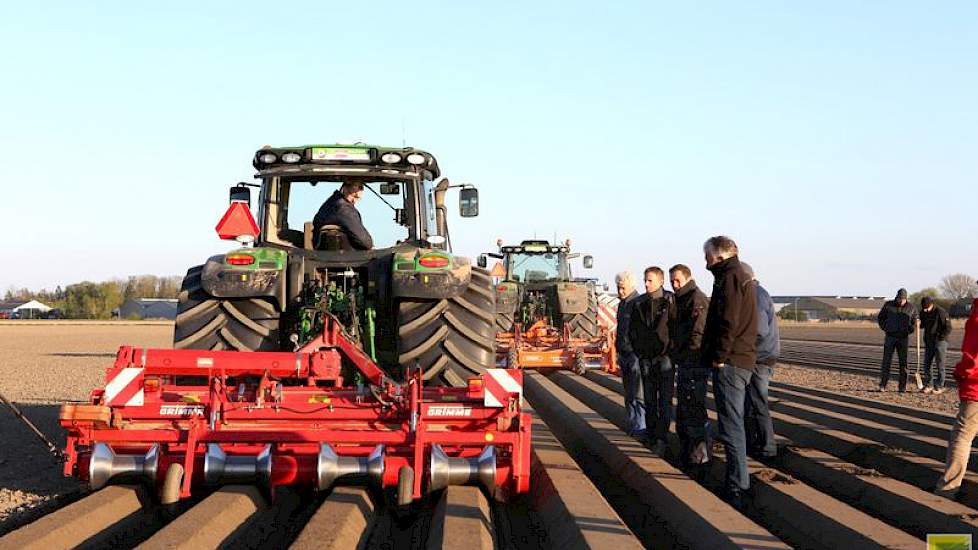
[173,144,495,387]
[479,240,599,338]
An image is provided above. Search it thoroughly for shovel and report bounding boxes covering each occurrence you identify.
[914,320,924,390]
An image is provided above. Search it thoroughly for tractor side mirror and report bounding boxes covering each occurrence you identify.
[230,184,251,207]
[380,182,400,195]
[459,187,479,217]
[477,254,487,268]
[583,255,594,269]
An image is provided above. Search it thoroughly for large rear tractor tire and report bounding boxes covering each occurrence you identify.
[397,267,496,387]
[173,266,281,352]
[563,290,599,339]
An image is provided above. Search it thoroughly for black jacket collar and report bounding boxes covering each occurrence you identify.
[708,255,740,275]
[676,281,699,298]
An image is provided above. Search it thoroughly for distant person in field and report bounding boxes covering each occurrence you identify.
[741,262,779,459]
[920,296,952,394]
[877,288,918,392]
[934,289,978,499]
[313,180,374,250]
[701,235,758,510]
[629,266,676,456]
[614,271,647,437]
[668,263,711,467]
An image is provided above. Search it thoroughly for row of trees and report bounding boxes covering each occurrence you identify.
[3,275,184,319]
[909,273,978,311]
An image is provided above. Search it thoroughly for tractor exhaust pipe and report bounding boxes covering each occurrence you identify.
[317,443,385,491]
[89,443,159,490]
[204,444,272,486]
[429,445,496,492]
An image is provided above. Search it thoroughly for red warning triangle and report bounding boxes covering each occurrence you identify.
[215,202,260,240]
[490,261,506,278]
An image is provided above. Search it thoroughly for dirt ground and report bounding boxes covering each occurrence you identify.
[0,323,172,534]
[780,320,965,349]
[0,321,966,535]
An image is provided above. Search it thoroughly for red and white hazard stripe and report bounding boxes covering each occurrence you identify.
[597,293,620,332]
[483,369,523,407]
[104,367,145,407]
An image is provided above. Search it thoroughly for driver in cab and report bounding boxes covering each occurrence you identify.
[313,181,374,250]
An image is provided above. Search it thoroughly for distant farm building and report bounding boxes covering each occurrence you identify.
[0,300,53,319]
[118,298,178,320]
[771,296,887,321]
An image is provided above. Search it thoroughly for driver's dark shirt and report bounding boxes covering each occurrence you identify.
[313,191,374,250]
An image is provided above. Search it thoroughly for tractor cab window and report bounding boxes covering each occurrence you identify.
[507,253,562,283]
[421,179,439,242]
[281,178,406,248]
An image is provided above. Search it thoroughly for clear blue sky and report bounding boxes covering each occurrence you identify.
[1,2,975,296]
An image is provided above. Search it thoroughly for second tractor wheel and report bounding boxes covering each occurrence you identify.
[563,290,600,339]
[396,267,496,387]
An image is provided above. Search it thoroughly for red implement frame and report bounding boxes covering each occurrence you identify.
[495,319,616,374]
[59,315,530,501]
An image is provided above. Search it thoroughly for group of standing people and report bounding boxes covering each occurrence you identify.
[877,289,953,393]
[614,235,778,508]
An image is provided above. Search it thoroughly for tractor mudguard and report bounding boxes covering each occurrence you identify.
[495,282,520,314]
[200,249,287,310]
[391,250,472,300]
[555,282,589,314]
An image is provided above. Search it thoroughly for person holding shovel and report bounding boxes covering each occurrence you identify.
[934,291,978,499]
[877,288,918,393]
[920,296,952,394]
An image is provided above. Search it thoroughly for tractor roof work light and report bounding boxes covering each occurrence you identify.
[381,152,402,164]
[281,152,302,163]
[259,153,278,165]
[406,153,426,165]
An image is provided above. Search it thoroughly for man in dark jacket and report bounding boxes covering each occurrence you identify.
[877,288,918,392]
[920,296,952,394]
[629,266,676,456]
[669,264,711,467]
[312,181,374,250]
[741,262,778,459]
[700,236,757,508]
[615,271,646,436]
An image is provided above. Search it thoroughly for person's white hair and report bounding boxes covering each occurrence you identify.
[614,271,635,286]
[703,235,739,260]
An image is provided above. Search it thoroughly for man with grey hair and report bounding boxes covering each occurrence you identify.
[615,271,646,437]
[701,235,758,509]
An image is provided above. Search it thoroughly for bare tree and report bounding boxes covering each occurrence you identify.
[940,273,978,301]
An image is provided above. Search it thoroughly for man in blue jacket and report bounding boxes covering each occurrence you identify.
[877,288,918,392]
[742,263,778,459]
[615,271,646,437]
[313,180,374,250]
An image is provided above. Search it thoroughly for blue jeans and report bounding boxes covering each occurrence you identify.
[924,341,948,388]
[745,364,776,457]
[713,364,752,493]
[676,362,711,465]
[618,352,646,435]
[640,356,674,443]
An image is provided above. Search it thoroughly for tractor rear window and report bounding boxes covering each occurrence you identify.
[508,253,561,283]
[283,179,406,248]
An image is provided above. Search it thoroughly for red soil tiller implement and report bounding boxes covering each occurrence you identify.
[59,315,531,504]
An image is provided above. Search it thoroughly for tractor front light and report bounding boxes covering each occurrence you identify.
[259,153,278,165]
[406,153,426,165]
[381,153,402,164]
[281,152,301,163]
